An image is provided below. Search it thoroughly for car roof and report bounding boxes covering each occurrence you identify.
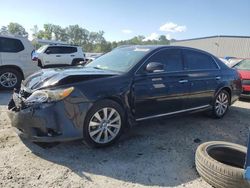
[0,34,28,40]
[117,45,214,56]
[47,44,80,47]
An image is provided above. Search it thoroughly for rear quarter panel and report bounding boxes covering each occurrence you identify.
[217,68,242,104]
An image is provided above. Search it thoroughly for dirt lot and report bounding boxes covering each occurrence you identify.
[0,91,249,188]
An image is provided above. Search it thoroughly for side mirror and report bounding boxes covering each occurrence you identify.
[45,50,51,54]
[146,62,165,73]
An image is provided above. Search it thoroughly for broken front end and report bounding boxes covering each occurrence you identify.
[8,86,91,142]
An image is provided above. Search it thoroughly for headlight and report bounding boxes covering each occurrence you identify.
[25,87,74,104]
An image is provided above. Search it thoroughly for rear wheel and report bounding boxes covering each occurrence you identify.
[212,90,230,118]
[0,68,22,90]
[83,100,125,148]
[71,59,84,66]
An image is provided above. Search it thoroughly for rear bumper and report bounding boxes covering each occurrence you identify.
[8,98,92,142]
[240,87,250,99]
[241,93,250,99]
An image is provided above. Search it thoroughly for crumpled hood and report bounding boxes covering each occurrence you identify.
[23,66,120,90]
[238,70,250,80]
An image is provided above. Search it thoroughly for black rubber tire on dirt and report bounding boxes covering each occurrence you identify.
[212,90,230,118]
[0,68,22,90]
[195,141,249,188]
[83,99,125,148]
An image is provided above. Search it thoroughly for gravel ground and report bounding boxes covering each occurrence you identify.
[0,91,249,188]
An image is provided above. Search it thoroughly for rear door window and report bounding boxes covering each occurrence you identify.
[62,47,77,53]
[183,49,218,70]
[0,37,24,52]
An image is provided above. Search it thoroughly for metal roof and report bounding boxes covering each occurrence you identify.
[174,35,250,42]
[171,36,250,58]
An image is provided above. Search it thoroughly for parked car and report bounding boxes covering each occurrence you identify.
[233,59,250,98]
[0,35,40,90]
[35,44,85,67]
[85,54,103,64]
[219,57,242,68]
[7,46,242,147]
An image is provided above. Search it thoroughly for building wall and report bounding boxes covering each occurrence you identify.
[171,36,250,58]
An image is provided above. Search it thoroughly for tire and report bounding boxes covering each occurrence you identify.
[0,68,22,90]
[71,59,84,66]
[38,60,43,68]
[212,90,230,118]
[83,99,125,148]
[195,141,249,188]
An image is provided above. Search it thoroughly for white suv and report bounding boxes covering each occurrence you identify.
[36,45,85,67]
[0,35,40,90]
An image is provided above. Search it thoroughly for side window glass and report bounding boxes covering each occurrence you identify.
[58,47,77,54]
[69,47,77,53]
[144,49,183,73]
[0,37,24,52]
[57,47,65,54]
[45,47,59,54]
[183,50,218,70]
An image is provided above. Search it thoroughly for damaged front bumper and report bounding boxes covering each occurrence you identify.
[8,91,92,142]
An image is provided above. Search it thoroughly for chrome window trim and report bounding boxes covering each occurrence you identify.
[136,105,210,121]
[135,47,221,76]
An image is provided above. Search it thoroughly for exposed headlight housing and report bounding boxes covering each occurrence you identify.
[25,87,74,104]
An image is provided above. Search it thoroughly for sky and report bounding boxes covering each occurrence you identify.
[0,0,250,41]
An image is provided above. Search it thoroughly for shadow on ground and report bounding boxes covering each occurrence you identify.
[17,104,250,187]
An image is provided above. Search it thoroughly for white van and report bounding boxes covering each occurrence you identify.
[0,35,40,89]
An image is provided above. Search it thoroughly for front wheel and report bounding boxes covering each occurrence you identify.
[83,100,125,148]
[212,90,230,118]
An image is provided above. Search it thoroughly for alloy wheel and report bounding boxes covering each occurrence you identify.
[215,91,229,116]
[88,107,121,144]
[0,72,18,88]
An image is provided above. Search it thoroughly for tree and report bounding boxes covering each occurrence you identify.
[0,26,8,35]
[1,22,173,52]
[31,25,39,39]
[158,35,170,45]
[51,25,68,41]
[111,41,118,49]
[66,25,89,45]
[7,22,28,37]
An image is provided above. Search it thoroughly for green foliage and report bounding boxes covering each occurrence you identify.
[1,22,171,52]
[0,23,28,37]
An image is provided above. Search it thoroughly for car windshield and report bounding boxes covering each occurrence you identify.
[37,45,48,53]
[85,47,151,73]
[233,59,250,70]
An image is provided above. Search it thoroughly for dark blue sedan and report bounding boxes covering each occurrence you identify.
[8,45,242,147]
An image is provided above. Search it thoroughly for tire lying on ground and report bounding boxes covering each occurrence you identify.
[195,141,249,188]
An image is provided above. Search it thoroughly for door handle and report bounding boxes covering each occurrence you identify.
[70,55,75,57]
[179,79,188,83]
[56,55,61,57]
[215,76,221,80]
[152,78,162,81]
